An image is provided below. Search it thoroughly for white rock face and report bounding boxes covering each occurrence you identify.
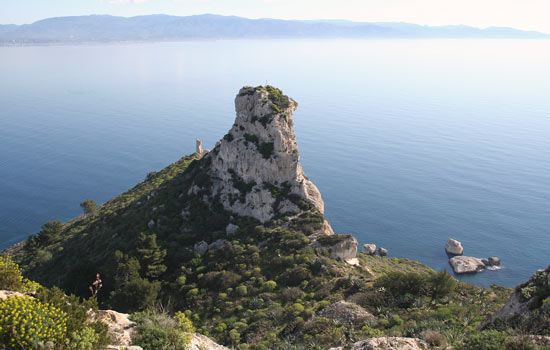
[350,337,428,350]
[88,309,139,348]
[318,301,375,322]
[449,256,485,274]
[362,244,377,255]
[208,239,226,250]
[226,223,239,236]
[194,241,209,256]
[330,236,358,260]
[0,290,26,300]
[188,333,230,350]
[445,238,464,255]
[205,86,326,224]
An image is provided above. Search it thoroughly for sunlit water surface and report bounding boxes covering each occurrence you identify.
[1,39,549,286]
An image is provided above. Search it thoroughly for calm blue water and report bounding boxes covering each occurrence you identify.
[1,39,549,287]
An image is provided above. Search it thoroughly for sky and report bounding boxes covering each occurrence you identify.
[2,0,550,33]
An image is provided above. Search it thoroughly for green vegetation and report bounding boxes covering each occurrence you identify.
[265,85,291,113]
[224,133,234,142]
[80,199,97,215]
[4,149,547,349]
[131,309,195,349]
[243,133,258,144]
[0,256,109,349]
[258,142,274,159]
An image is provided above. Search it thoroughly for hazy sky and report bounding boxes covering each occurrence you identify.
[2,0,550,33]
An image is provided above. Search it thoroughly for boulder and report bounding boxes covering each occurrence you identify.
[488,257,501,266]
[449,256,485,274]
[226,223,239,236]
[362,244,377,255]
[318,301,375,323]
[445,238,464,255]
[208,239,226,250]
[378,247,388,257]
[88,309,138,348]
[193,241,209,256]
[187,333,230,350]
[350,337,428,350]
[147,219,155,229]
[0,290,27,300]
[313,235,358,260]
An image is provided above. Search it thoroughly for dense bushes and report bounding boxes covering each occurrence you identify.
[131,309,195,350]
[374,270,456,304]
[0,258,109,349]
[0,256,25,292]
[0,296,67,348]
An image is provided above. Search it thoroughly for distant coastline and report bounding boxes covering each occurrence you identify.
[1,14,548,46]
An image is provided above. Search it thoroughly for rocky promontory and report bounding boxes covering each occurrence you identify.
[198,86,326,224]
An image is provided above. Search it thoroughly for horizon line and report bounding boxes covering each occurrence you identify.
[2,13,548,35]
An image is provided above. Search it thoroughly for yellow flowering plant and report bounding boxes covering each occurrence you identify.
[0,296,67,349]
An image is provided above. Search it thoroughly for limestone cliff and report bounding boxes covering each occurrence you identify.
[192,86,326,224]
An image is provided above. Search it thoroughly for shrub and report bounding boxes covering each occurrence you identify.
[224,133,234,142]
[200,271,242,291]
[266,86,291,112]
[462,330,508,350]
[258,142,274,159]
[281,287,305,303]
[109,278,162,313]
[132,309,194,350]
[374,271,427,298]
[0,255,24,291]
[359,325,384,337]
[0,296,67,348]
[36,220,64,246]
[427,270,456,299]
[264,280,277,292]
[390,314,404,327]
[80,199,97,215]
[244,133,259,144]
[66,326,100,350]
[425,330,447,347]
[236,285,248,296]
[37,286,109,348]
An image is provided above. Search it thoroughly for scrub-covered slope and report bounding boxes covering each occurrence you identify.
[6,86,525,349]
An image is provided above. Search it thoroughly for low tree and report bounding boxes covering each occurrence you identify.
[137,233,167,279]
[80,199,97,215]
[36,220,63,246]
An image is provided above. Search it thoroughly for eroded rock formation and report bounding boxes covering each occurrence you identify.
[203,86,326,223]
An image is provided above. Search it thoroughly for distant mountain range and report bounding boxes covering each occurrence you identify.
[1,14,548,44]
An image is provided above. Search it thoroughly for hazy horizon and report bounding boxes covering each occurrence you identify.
[1,13,549,36]
[2,0,550,34]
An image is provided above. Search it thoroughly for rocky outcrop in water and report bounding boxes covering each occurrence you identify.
[362,243,377,255]
[445,238,463,255]
[449,256,485,274]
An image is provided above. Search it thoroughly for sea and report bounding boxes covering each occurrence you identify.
[1,39,549,287]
